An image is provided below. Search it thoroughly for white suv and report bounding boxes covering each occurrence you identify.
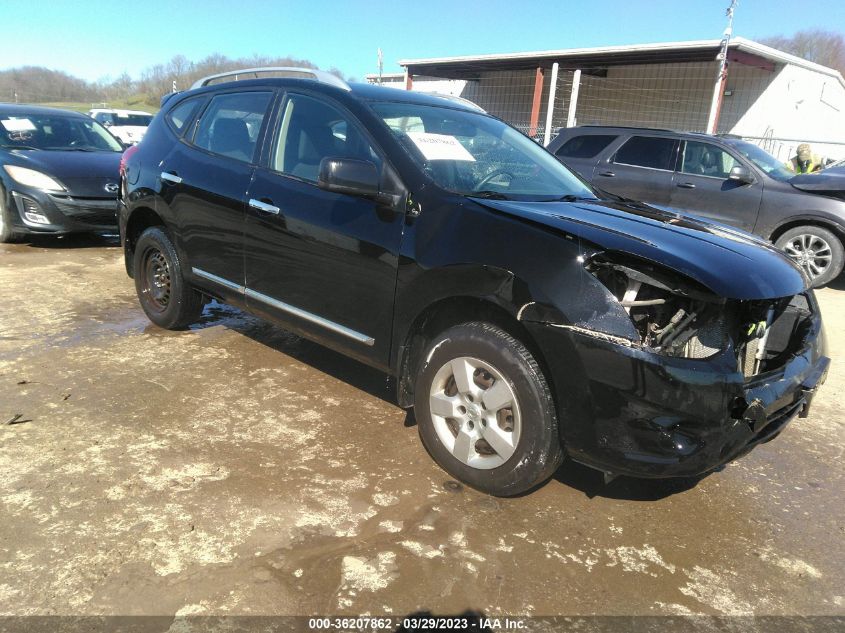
[88,109,154,145]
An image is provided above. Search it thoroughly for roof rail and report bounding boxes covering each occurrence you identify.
[190,67,350,91]
[429,92,486,113]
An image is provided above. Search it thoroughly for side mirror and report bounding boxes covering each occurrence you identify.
[103,121,112,128]
[729,165,754,184]
[318,157,379,198]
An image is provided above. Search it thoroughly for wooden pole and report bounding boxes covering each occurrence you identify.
[528,66,545,137]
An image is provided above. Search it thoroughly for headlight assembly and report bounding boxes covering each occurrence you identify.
[3,165,66,191]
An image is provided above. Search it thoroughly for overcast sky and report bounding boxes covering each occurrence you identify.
[2,0,844,81]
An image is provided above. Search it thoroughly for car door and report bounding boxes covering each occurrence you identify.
[158,90,274,288]
[592,135,679,205]
[243,91,405,367]
[669,140,763,232]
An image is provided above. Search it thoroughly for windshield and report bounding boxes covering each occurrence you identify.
[0,113,123,152]
[725,139,793,182]
[94,112,153,127]
[370,102,595,200]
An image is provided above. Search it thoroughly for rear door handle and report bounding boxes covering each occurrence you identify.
[249,198,280,215]
[677,182,696,189]
[160,171,182,184]
[598,171,615,177]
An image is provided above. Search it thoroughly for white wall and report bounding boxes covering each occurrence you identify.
[729,64,845,161]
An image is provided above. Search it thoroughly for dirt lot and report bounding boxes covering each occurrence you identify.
[1,235,843,623]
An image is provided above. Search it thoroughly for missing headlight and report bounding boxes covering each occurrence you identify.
[586,254,729,359]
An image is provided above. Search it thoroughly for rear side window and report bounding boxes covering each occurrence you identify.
[192,91,273,163]
[614,136,678,170]
[555,134,617,159]
[166,97,204,134]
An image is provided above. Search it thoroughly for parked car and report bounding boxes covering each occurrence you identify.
[0,104,123,242]
[119,69,828,496]
[88,109,154,146]
[547,126,845,286]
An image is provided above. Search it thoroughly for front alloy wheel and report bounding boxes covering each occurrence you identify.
[781,233,832,281]
[415,322,563,496]
[775,225,844,287]
[429,356,521,469]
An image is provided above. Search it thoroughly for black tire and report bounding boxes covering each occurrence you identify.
[414,322,563,496]
[775,225,844,288]
[133,226,204,329]
[0,188,23,243]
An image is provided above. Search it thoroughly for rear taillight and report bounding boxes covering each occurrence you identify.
[119,143,140,176]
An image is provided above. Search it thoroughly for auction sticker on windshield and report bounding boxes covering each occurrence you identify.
[1,118,37,132]
[407,132,476,162]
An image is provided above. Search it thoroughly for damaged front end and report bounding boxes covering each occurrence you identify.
[526,253,830,479]
[585,254,819,379]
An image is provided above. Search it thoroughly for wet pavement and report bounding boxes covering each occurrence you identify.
[0,235,843,620]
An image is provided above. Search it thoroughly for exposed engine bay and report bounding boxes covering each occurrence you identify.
[587,254,815,377]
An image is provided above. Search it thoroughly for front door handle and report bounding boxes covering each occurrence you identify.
[677,182,696,189]
[598,171,615,177]
[160,171,182,184]
[249,198,280,215]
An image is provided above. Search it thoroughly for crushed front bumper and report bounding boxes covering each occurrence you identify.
[526,310,829,479]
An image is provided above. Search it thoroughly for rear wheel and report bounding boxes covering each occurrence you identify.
[775,225,844,287]
[414,322,563,496]
[133,227,204,329]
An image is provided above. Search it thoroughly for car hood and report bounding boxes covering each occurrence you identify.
[5,149,121,196]
[471,197,807,300]
[790,170,845,199]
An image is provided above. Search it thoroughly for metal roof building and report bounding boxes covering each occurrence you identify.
[368,37,845,160]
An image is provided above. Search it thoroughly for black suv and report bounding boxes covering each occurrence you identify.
[547,126,845,286]
[119,69,828,496]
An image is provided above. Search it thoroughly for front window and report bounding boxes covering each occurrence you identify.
[370,102,594,200]
[272,94,381,182]
[0,113,123,152]
[725,139,793,182]
[680,141,739,179]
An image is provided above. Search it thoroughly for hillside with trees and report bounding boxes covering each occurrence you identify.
[0,53,346,109]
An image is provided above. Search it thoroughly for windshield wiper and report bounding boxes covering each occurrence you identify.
[3,145,40,151]
[469,190,511,200]
[553,194,599,202]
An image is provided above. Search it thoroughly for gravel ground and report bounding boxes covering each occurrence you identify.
[0,235,843,627]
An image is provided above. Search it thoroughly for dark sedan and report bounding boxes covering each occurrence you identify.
[0,104,123,243]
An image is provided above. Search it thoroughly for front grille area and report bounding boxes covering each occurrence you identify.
[49,195,117,225]
[740,294,813,379]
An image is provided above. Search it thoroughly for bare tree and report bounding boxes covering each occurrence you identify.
[760,29,845,75]
[1,52,348,108]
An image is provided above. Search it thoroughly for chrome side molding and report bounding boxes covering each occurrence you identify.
[191,267,245,294]
[191,268,374,346]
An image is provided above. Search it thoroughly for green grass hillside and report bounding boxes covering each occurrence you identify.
[38,94,160,114]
